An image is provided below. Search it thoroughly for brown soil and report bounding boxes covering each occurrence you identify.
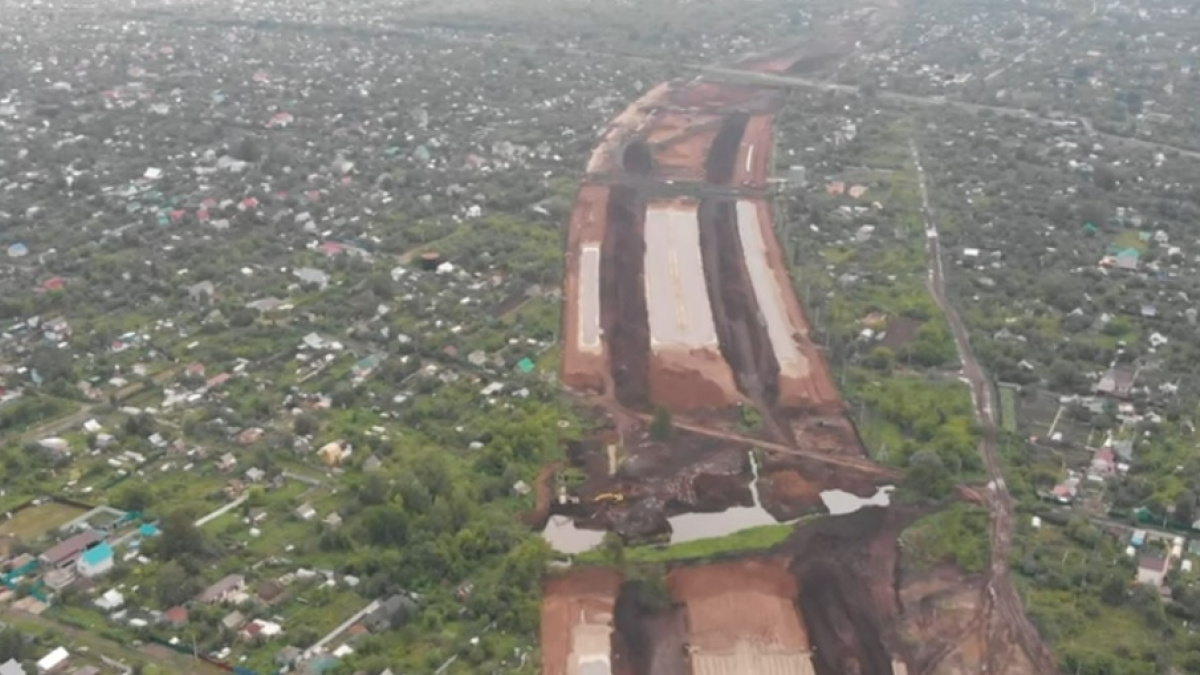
[731,114,775,188]
[782,508,907,675]
[543,509,1021,675]
[646,347,742,412]
[542,568,623,675]
[878,316,924,352]
[602,185,651,409]
[670,558,810,652]
[568,426,755,539]
[587,82,673,175]
[562,184,611,395]
[758,454,883,520]
[644,111,723,183]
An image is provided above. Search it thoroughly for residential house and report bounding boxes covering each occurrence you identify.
[0,659,26,675]
[197,574,246,604]
[218,452,237,472]
[1137,555,1169,588]
[318,440,351,466]
[275,647,302,669]
[362,455,382,472]
[241,619,283,643]
[1095,366,1136,399]
[222,610,246,631]
[323,512,343,529]
[39,530,103,569]
[164,606,189,627]
[295,503,317,521]
[256,580,287,606]
[35,647,68,674]
[245,467,266,483]
[188,281,216,303]
[294,267,330,290]
[76,543,113,578]
[363,594,416,633]
[1114,248,1140,271]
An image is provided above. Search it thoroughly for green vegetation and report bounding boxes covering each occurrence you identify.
[999,385,1018,433]
[900,504,990,574]
[578,523,796,565]
[0,502,87,541]
[850,372,981,485]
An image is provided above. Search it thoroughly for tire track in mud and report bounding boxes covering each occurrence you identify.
[602,185,651,409]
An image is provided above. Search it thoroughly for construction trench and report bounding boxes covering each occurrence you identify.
[543,508,953,675]
[546,77,1011,675]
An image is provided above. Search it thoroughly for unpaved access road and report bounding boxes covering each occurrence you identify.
[911,140,1059,675]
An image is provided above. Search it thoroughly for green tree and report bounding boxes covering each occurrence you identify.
[906,450,954,501]
[154,560,200,607]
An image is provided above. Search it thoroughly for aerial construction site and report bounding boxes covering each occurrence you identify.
[542,38,1049,675]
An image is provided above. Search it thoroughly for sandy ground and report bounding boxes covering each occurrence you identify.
[670,559,814,675]
[542,568,623,675]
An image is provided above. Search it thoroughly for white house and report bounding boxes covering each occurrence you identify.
[36,646,68,674]
[76,543,114,578]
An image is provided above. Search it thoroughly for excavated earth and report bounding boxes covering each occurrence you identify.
[543,508,1017,675]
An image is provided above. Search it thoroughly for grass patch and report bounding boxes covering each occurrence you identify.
[900,504,990,574]
[1000,385,1018,433]
[579,523,796,565]
[0,502,89,541]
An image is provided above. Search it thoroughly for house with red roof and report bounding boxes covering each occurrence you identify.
[42,277,66,292]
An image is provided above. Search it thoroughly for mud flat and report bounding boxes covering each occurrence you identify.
[563,184,612,394]
[542,568,623,675]
[643,201,740,410]
[670,559,814,675]
[665,454,778,544]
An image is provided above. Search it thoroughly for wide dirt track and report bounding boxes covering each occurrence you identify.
[542,568,623,675]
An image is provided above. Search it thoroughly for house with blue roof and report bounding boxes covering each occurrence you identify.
[77,542,114,578]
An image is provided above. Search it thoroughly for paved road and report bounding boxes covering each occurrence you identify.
[911,141,1059,675]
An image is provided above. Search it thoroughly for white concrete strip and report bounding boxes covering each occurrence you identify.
[578,244,602,352]
[644,206,719,350]
[735,200,803,376]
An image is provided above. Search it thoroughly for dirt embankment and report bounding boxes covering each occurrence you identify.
[602,185,651,409]
[698,199,783,408]
[780,508,913,675]
[705,112,750,185]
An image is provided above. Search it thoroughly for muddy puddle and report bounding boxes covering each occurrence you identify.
[666,454,781,544]
[820,485,895,516]
[542,514,605,554]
